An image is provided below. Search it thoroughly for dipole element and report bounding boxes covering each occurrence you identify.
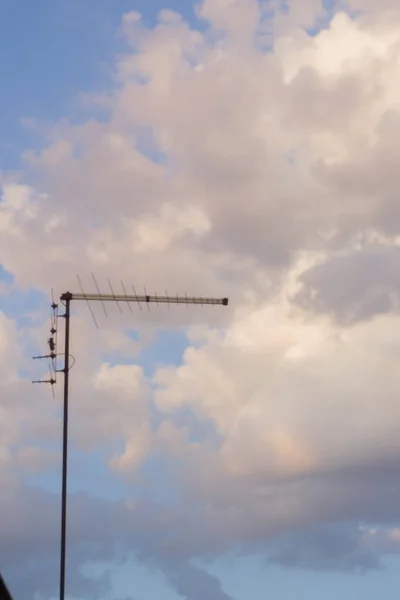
[37,284,229,600]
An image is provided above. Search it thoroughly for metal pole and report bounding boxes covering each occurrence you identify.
[60,292,71,600]
[54,287,228,600]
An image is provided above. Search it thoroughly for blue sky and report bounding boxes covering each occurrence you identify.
[2,0,400,599]
[0,0,342,170]
[0,0,340,170]
[0,2,203,597]
[0,0,200,171]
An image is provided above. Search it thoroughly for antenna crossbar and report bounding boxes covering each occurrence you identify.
[61,292,228,306]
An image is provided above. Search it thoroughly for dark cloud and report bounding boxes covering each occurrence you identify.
[3,454,400,598]
[295,245,400,324]
[269,524,381,572]
[0,478,234,600]
[160,560,233,600]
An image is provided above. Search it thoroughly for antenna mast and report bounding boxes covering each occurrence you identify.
[33,279,229,600]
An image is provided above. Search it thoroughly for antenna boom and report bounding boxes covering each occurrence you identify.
[61,292,228,306]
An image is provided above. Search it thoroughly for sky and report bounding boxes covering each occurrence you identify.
[2,0,400,598]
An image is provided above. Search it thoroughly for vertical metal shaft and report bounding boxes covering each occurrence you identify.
[60,293,71,600]
[54,288,228,600]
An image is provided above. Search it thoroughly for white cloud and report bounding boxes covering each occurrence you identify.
[154,287,400,483]
[198,0,260,35]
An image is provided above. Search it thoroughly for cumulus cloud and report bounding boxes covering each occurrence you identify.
[4,0,400,597]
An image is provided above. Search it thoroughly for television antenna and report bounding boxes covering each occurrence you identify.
[33,276,229,600]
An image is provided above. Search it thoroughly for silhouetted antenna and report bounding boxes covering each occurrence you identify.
[51,289,59,377]
[77,274,99,329]
[32,290,60,390]
[61,291,228,306]
[165,290,170,308]
[49,364,56,399]
[92,272,108,317]
[132,284,143,311]
[32,375,56,385]
[108,278,123,314]
[33,281,229,600]
[144,286,151,311]
[121,280,133,314]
